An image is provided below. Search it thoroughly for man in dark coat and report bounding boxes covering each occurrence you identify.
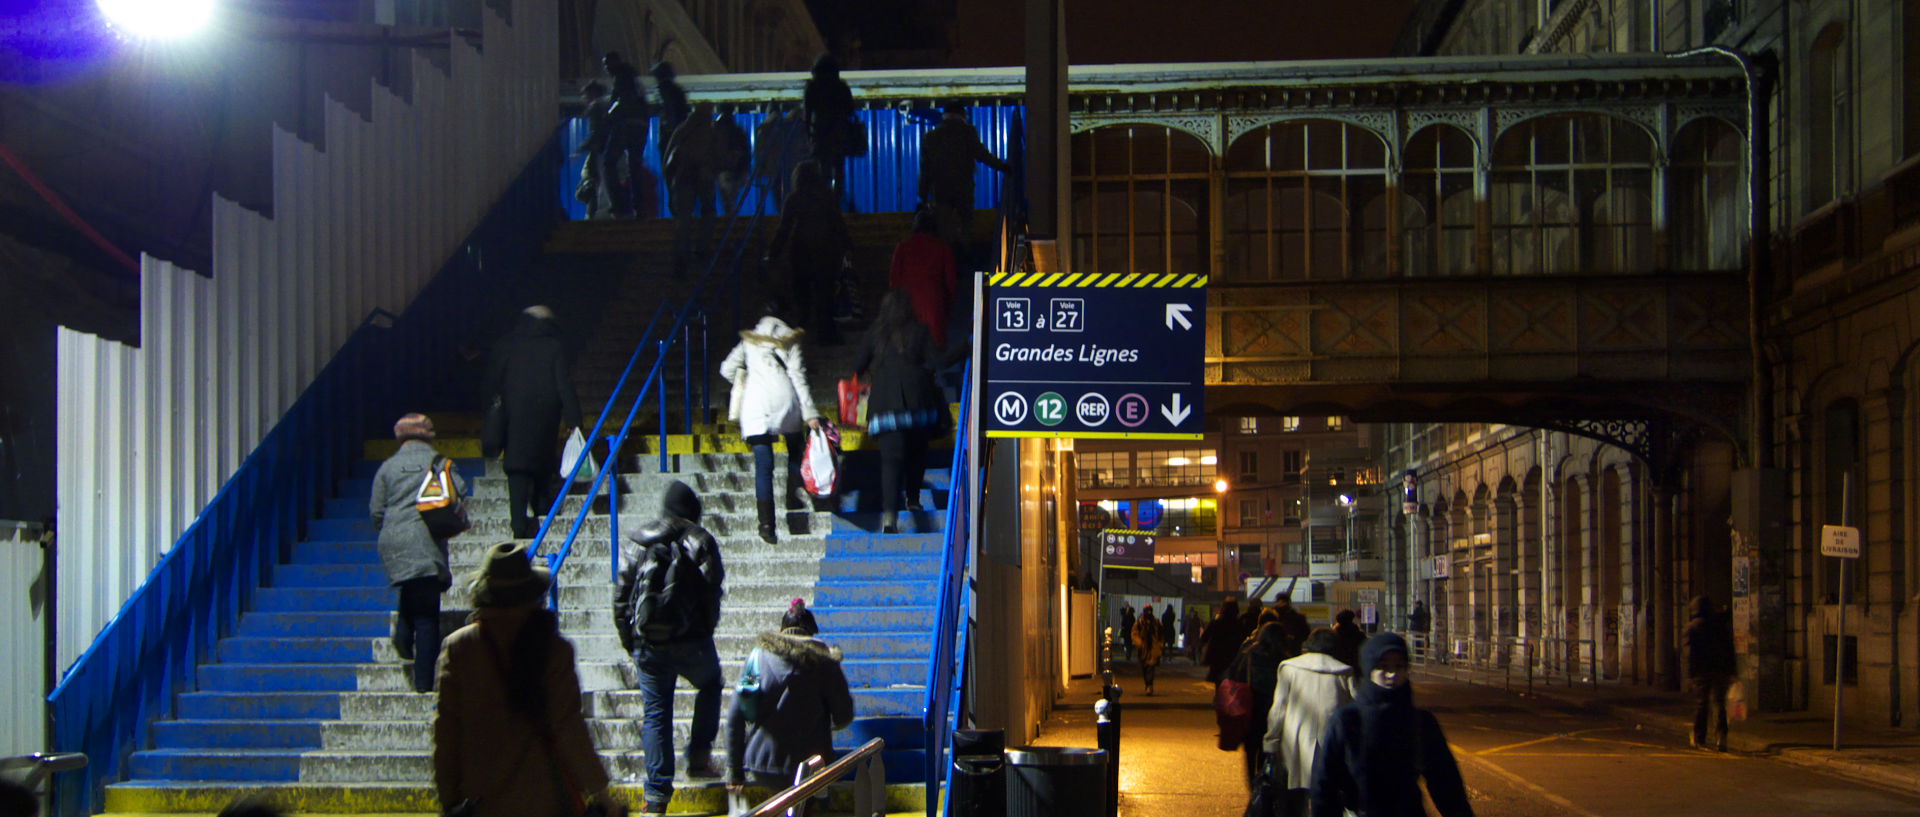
[651,61,690,160]
[1684,595,1736,750]
[802,53,856,202]
[1311,634,1474,817]
[614,481,727,815]
[1332,608,1367,669]
[577,81,612,219]
[1201,599,1249,684]
[1270,593,1313,659]
[601,52,650,218]
[484,306,583,539]
[918,104,1011,249]
[1160,604,1177,652]
[1119,604,1136,660]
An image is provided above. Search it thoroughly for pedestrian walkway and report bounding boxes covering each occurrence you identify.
[1033,663,1249,817]
[1424,665,1920,798]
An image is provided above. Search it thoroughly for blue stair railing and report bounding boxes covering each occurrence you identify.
[44,126,571,817]
[530,124,802,586]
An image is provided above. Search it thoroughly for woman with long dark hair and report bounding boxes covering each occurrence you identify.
[850,289,949,533]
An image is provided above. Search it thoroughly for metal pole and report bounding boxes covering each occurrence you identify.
[682,320,694,435]
[657,343,670,475]
[1835,473,1852,750]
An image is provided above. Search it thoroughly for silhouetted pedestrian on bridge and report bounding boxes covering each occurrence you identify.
[576,81,612,219]
[650,62,690,160]
[1134,604,1164,695]
[371,413,464,694]
[753,105,810,210]
[665,105,720,278]
[919,104,1010,250]
[601,52,650,219]
[1310,633,1473,817]
[802,53,857,206]
[484,306,583,540]
[1685,595,1735,751]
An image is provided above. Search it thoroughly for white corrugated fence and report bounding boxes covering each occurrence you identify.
[53,0,556,672]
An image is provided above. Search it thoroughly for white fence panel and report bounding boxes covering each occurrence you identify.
[53,0,557,671]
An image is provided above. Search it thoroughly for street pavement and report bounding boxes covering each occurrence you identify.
[1036,660,1920,816]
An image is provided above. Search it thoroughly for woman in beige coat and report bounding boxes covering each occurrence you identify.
[1263,629,1357,817]
[433,543,622,817]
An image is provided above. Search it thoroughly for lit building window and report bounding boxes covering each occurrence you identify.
[1327,416,1346,431]
[1282,416,1301,431]
[1239,416,1259,434]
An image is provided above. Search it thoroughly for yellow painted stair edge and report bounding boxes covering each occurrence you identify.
[105,783,926,814]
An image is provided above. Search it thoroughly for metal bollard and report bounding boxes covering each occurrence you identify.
[1096,689,1122,817]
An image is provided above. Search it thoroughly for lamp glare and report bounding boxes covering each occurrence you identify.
[99,0,215,39]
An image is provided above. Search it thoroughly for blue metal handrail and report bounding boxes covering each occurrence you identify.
[44,128,570,817]
[532,127,800,585]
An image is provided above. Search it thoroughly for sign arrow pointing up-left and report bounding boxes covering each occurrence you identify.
[1159,392,1192,425]
[1165,303,1194,331]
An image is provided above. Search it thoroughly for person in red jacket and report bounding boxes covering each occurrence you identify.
[887,209,958,349]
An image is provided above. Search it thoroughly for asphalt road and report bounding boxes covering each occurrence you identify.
[1038,664,1920,817]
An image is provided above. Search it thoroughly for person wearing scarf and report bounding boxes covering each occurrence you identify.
[1309,633,1473,817]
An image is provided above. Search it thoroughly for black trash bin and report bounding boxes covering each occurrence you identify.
[1005,746,1107,817]
[950,729,1005,817]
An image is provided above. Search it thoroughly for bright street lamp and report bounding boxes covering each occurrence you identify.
[98,0,216,39]
[1214,478,1230,494]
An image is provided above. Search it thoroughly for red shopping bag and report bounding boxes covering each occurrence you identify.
[837,374,868,427]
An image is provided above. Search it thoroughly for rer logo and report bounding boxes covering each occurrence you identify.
[1075,393,1110,426]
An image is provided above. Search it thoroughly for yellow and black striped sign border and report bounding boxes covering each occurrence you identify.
[986,271,1208,288]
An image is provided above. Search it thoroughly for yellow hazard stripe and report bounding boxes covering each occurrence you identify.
[987,271,1211,288]
[1096,273,1122,287]
[989,271,1009,286]
[1039,272,1064,287]
[1059,273,1083,286]
[1173,273,1198,288]
[1118,273,1141,287]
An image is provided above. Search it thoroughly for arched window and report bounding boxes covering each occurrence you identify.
[1402,125,1477,276]
[1490,114,1655,275]
[1224,120,1390,281]
[1670,119,1746,270]
[1808,25,1852,207]
[1070,124,1211,276]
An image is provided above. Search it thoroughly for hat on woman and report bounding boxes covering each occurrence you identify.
[469,542,552,607]
[393,413,435,441]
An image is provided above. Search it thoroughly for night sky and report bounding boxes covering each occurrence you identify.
[947,0,1420,66]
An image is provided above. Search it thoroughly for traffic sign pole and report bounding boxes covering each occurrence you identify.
[1835,474,1852,751]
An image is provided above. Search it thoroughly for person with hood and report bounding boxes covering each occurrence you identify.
[850,290,951,533]
[725,599,856,790]
[801,53,857,202]
[887,209,958,350]
[484,306,584,540]
[614,481,727,816]
[918,103,1011,249]
[1271,593,1313,658]
[1310,633,1473,817]
[1201,600,1249,684]
[1133,603,1164,695]
[601,52,650,218]
[650,61,690,159]
[1684,595,1736,751]
[1332,609,1367,670]
[434,542,621,817]
[1233,622,1294,789]
[370,413,465,693]
[1265,629,1358,816]
[766,160,850,342]
[720,302,825,543]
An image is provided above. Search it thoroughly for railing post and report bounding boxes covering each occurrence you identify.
[682,319,694,436]
[607,433,621,583]
[700,309,712,426]
[657,345,670,475]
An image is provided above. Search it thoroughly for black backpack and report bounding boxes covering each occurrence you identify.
[631,533,715,643]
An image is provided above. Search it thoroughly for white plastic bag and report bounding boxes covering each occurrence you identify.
[560,428,596,484]
[800,425,841,497]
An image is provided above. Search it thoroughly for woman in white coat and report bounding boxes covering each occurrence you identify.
[721,303,824,543]
[1264,628,1357,817]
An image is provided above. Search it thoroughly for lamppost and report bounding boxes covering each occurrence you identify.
[1337,493,1356,578]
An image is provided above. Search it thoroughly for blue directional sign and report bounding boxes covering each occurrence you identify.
[983,271,1205,439]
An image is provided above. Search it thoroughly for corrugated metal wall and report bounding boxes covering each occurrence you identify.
[1,521,47,757]
[52,0,556,673]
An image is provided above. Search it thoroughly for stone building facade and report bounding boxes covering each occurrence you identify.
[1398,0,1920,725]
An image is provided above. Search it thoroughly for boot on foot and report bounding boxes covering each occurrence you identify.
[757,498,778,544]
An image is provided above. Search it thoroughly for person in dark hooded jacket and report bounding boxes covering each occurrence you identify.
[1684,595,1735,751]
[1311,633,1473,817]
[1201,600,1249,684]
[726,599,856,789]
[1332,609,1367,670]
[484,306,584,540]
[613,481,726,815]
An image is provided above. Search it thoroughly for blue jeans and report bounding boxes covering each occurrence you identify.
[748,432,806,502]
[633,639,723,805]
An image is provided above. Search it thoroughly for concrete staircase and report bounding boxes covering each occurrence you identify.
[101,216,957,817]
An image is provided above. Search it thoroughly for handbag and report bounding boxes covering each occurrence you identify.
[415,456,469,540]
[837,374,869,427]
[1214,651,1254,751]
[735,649,764,723]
